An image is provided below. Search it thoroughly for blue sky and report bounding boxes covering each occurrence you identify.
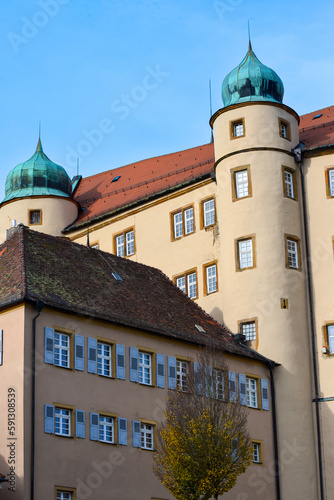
[0,0,333,194]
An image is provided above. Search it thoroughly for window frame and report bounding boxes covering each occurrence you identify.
[238,318,258,349]
[231,165,252,202]
[28,209,43,226]
[230,118,245,139]
[54,405,75,437]
[235,235,256,271]
[246,376,260,409]
[97,340,115,378]
[285,234,302,271]
[174,268,198,299]
[113,227,135,257]
[252,440,263,464]
[140,420,156,451]
[176,359,189,392]
[139,351,153,386]
[323,322,334,356]
[200,196,216,229]
[55,487,76,500]
[278,118,291,141]
[325,167,334,198]
[282,166,297,201]
[170,204,195,240]
[203,261,218,295]
[99,414,116,444]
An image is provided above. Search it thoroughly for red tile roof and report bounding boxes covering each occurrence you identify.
[0,226,268,362]
[65,107,334,230]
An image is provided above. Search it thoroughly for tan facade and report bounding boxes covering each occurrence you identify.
[0,303,275,500]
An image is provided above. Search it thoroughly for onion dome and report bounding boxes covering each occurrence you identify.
[222,42,284,107]
[3,138,72,203]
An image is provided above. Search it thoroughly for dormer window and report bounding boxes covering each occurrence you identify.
[28,209,42,225]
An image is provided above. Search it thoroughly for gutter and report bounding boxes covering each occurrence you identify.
[292,145,324,500]
[31,301,44,500]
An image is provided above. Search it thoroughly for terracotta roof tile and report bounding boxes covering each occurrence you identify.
[0,226,267,362]
[299,106,334,150]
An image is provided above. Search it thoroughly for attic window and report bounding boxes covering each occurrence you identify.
[195,324,206,333]
[313,114,322,119]
[112,272,123,282]
[112,175,121,183]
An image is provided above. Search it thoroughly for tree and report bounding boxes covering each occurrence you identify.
[153,348,252,500]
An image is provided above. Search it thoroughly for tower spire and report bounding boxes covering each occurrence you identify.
[36,122,43,153]
[248,20,252,51]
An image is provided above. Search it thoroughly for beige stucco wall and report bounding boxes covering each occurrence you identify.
[0,196,78,244]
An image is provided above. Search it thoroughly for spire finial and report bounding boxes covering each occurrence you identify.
[209,79,213,144]
[248,20,252,51]
[36,122,43,153]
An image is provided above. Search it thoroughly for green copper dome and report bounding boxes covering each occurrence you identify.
[3,139,72,203]
[222,43,284,107]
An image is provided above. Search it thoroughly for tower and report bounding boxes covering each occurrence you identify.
[0,138,79,242]
[211,44,319,498]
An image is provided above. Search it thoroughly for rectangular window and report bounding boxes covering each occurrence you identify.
[204,263,217,295]
[252,442,262,463]
[230,118,245,139]
[240,321,256,341]
[97,342,112,377]
[54,333,70,368]
[231,166,252,201]
[246,378,258,408]
[236,237,255,270]
[325,324,334,354]
[213,369,224,400]
[282,167,297,200]
[325,168,334,198]
[176,360,188,392]
[175,270,197,299]
[141,423,154,450]
[99,415,114,443]
[55,408,71,437]
[278,118,291,141]
[285,235,301,271]
[114,228,135,257]
[171,206,194,240]
[28,209,42,225]
[202,198,216,227]
[139,351,152,385]
[56,489,75,500]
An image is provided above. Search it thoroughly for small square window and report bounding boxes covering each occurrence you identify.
[278,118,291,141]
[236,236,256,271]
[114,228,135,257]
[230,119,245,139]
[175,270,197,299]
[29,209,42,225]
[241,322,256,341]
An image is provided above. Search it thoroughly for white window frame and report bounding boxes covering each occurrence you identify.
[238,239,253,269]
[233,121,244,137]
[205,264,217,294]
[126,230,135,255]
[213,369,224,400]
[329,169,334,197]
[246,378,258,408]
[172,206,194,239]
[284,170,294,199]
[327,325,334,354]
[184,208,194,235]
[115,229,135,257]
[116,234,125,257]
[139,351,152,385]
[141,423,154,450]
[287,239,298,269]
[203,199,215,227]
[54,333,70,368]
[175,271,197,299]
[252,442,260,463]
[97,342,112,377]
[241,322,256,341]
[176,360,188,392]
[56,492,72,500]
[99,415,114,443]
[235,170,249,199]
[55,408,71,437]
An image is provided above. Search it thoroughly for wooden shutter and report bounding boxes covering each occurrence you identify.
[238,373,247,405]
[44,327,54,364]
[156,353,165,388]
[129,347,138,382]
[75,410,85,438]
[194,362,203,395]
[74,335,84,371]
[116,344,126,380]
[132,421,141,447]
[118,418,127,445]
[87,338,97,374]
[44,405,54,434]
[229,371,236,402]
[261,379,269,411]
[90,413,99,441]
[167,356,176,389]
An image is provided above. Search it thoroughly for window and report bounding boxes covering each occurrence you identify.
[201,198,216,228]
[246,377,258,408]
[278,118,291,141]
[230,118,245,139]
[236,236,256,271]
[282,167,297,200]
[175,270,197,299]
[285,235,301,271]
[139,351,152,385]
[171,206,194,240]
[252,442,263,464]
[55,408,71,436]
[54,332,70,368]
[324,324,334,355]
[114,228,135,257]
[90,242,99,250]
[204,262,217,295]
[239,320,257,342]
[213,369,224,400]
[99,415,114,443]
[56,488,76,500]
[141,423,154,450]
[176,360,188,392]
[325,168,334,198]
[97,342,112,377]
[28,209,42,225]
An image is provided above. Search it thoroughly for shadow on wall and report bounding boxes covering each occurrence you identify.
[209,306,225,328]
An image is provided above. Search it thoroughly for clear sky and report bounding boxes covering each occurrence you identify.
[0,0,333,195]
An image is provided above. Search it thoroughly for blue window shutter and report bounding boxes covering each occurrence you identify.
[194,362,203,395]
[118,418,127,445]
[238,373,247,405]
[75,335,84,371]
[44,327,54,364]
[44,405,54,434]
[90,413,99,441]
[116,344,126,380]
[132,420,141,447]
[75,410,85,438]
[156,353,165,388]
[129,347,138,382]
[229,371,236,402]
[87,338,97,374]
[205,365,213,397]
[167,356,176,389]
[261,379,269,411]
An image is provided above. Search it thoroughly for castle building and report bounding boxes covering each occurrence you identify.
[1,42,333,499]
